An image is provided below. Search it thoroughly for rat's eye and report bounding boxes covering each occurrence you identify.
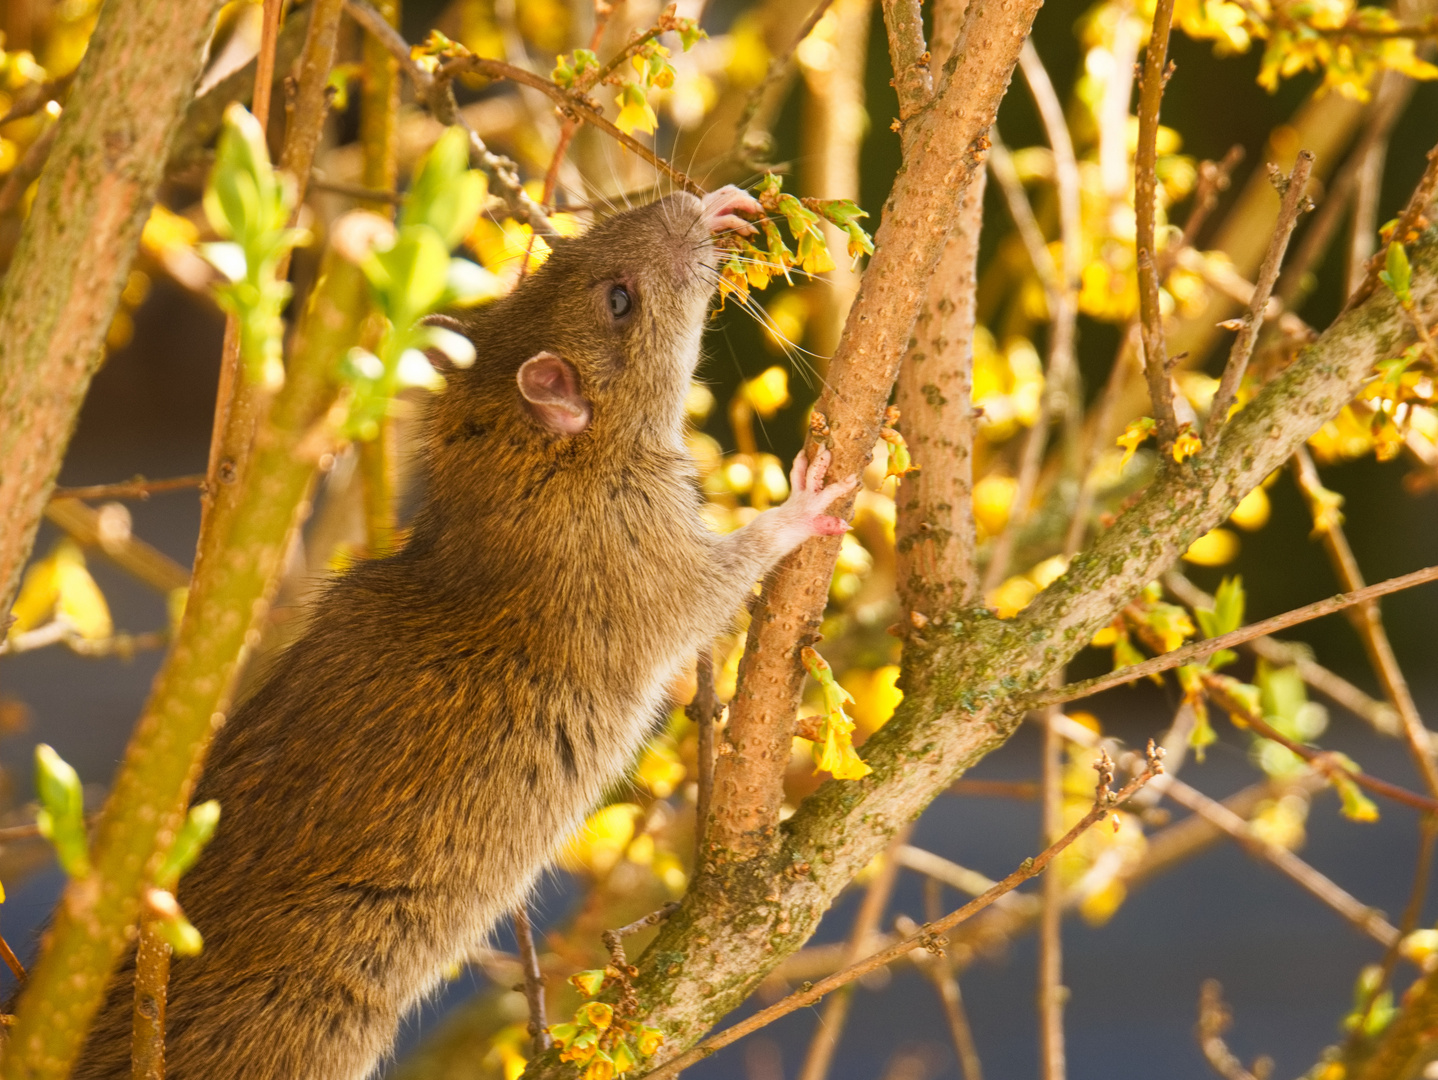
[607,284,633,320]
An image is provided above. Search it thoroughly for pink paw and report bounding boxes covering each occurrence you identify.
[701,185,762,237]
[784,446,859,538]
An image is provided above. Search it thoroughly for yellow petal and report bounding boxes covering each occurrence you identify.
[1183,528,1239,567]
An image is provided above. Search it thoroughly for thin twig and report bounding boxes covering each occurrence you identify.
[686,648,719,866]
[0,624,167,659]
[732,0,838,166]
[1172,146,1245,262]
[1032,562,1438,707]
[1205,152,1314,442]
[45,499,190,594]
[1052,713,1399,946]
[251,0,285,132]
[1347,142,1438,311]
[643,748,1165,1080]
[1039,709,1066,1080]
[342,0,560,234]
[49,475,205,502]
[1202,676,1438,817]
[1163,571,1402,739]
[602,903,681,974]
[982,44,1081,594]
[439,56,704,196]
[1133,0,1179,448]
[1063,327,1135,554]
[0,120,58,219]
[1292,447,1438,797]
[308,175,405,204]
[915,880,983,1080]
[1277,79,1414,309]
[881,0,932,123]
[796,827,911,1080]
[946,779,1041,800]
[513,907,552,1055]
[1197,981,1268,1080]
[0,935,25,984]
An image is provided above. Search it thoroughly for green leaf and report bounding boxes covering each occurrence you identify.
[374,228,451,324]
[403,128,484,248]
[1188,698,1217,762]
[157,800,220,888]
[1213,576,1245,635]
[1379,242,1413,305]
[569,969,607,996]
[34,744,91,878]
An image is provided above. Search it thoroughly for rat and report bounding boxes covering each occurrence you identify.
[70,185,857,1079]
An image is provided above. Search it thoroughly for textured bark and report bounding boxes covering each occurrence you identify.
[520,228,1438,1079]
[706,0,1047,860]
[894,171,984,615]
[0,0,224,618]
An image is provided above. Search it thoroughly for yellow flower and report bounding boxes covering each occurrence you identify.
[1171,427,1202,463]
[636,1026,665,1057]
[8,540,112,640]
[988,575,1039,619]
[1116,417,1156,469]
[1183,528,1239,567]
[972,474,1018,536]
[615,85,658,136]
[1229,486,1270,531]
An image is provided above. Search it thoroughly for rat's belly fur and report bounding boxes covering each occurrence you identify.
[71,581,684,1080]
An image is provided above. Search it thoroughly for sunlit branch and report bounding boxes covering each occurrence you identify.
[1133,0,1179,447]
[641,749,1164,1080]
[1206,152,1314,442]
[1032,562,1438,707]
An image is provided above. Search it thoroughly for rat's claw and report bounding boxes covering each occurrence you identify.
[702,185,762,237]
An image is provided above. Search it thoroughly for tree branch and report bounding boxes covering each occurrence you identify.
[640,749,1163,1080]
[1205,152,1314,442]
[0,222,372,1079]
[1033,562,1438,707]
[894,170,984,617]
[1291,447,1438,797]
[0,0,224,620]
[705,0,1046,861]
[1133,0,1179,447]
[573,226,1438,1074]
[880,0,931,122]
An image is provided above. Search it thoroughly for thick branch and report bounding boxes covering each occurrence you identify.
[894,170,984,616]
[0,0,223,619]
[706,0,1045,860]
[1,227,370,1079]
[571,227,1438,1073]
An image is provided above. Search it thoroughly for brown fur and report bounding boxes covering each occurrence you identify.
[71,192,837,1079]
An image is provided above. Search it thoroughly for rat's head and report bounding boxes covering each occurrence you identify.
[432,186,761,459]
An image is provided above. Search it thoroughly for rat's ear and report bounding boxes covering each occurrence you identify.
[517,352,591,435]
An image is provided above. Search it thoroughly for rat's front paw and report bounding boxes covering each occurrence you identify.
[782,446,859,538]
[702,185,762,237]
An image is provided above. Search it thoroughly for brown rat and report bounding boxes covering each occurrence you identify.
[70,186,856,1079]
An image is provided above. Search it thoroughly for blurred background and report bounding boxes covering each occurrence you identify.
[1,0,1437,1076]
